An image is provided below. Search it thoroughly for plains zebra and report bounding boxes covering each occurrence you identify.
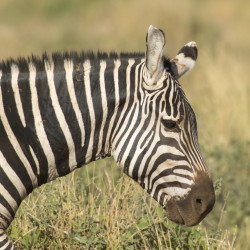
[0,26,215,249]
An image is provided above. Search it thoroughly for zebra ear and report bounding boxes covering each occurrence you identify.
[170,41,198,79]
[145,25,165,85]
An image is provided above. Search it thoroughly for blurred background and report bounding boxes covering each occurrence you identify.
[0,0,249,249]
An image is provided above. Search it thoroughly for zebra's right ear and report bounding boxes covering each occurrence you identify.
[145,25,165,86]
[170,41,198,79]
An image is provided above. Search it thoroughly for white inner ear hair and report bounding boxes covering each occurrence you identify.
[171,53,195,78]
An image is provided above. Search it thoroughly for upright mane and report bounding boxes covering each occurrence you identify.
[0,51,146,72]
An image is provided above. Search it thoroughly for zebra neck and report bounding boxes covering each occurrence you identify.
[0,53,144,185]
[79,57,143,167]
[37,54,144,181]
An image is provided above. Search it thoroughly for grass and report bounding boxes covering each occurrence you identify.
[0,0,249,248]
[8,159,237,249]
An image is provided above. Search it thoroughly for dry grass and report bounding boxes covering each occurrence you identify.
[10,161,237,249]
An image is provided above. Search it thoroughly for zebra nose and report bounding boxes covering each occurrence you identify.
[191,188,215,222]
[177,171,215,226]
[165,171,215,226]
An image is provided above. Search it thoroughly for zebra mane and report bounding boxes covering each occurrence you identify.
[0,51,146,72]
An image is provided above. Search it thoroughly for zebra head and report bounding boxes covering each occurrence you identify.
[112,26,215,226]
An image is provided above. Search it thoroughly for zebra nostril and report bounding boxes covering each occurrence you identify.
[196,198,202,204]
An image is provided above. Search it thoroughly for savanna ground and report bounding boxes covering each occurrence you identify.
[0,0,249,249]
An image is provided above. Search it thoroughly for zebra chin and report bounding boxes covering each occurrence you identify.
[164,171,215,227]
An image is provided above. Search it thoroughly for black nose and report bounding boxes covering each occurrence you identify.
[164,171,215,227]
[192,191,215,220]
[177,171,215,226]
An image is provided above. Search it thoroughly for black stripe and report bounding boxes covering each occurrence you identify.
[142,141,186,179]
[0,237,9,248]
[116,104,138,165]
[0,194,14,219]
[53,58,84,167]
[0,66,40,184]
[128,114,156,177]
[151,167,192,190]
[36,63,70,176]
[73,60,91,166]
[3,242,13,250]
[0,114,33,195]
[89,60,102,160]
[152,182,190,201]
[165,78,172,116]
[0,167,22,207]
[177,45,198,60]
[101,59,116,152]
[18,62,49,185]
[111,59,129,142]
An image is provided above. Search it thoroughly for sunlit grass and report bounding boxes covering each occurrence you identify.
[9,160,236,249]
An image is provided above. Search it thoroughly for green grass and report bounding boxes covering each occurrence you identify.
[1,0,250,248]
[8,159,237,249]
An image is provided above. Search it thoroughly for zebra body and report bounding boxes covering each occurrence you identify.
[0,26,215,249]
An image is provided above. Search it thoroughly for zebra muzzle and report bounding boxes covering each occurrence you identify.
[165,171,215,226]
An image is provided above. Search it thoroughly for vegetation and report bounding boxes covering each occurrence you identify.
[8,160,237,250]
[0,0,249,249]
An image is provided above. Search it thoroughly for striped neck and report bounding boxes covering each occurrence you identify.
[56,53,145,178]
[78,56,145,165]
[0,52,145,184]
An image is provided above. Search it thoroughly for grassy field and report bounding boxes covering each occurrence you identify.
[0,0,249,249]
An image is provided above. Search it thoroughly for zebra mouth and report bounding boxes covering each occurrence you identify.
[163,172,215,227]
[164,200,185,225]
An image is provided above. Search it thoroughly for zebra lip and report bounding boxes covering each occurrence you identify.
[164,200,185,225]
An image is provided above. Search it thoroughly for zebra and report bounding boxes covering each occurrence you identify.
[0,25,215,249]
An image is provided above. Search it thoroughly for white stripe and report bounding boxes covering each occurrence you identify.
[0,151,27,198]
[0,184,18,212]
[117,63,143,172]
[112,59,135,147]
[148,149,191,190]
[156,186,191,203]
[83,60,95,162]
[97,60,107,156]
[150,176,191,201]
[173,168,193,177]
[64,60,85,147]
[121,113,157,179]
[0,229,8,242]
[45,61,77,171]
[156,174,192,185]
[105,59,121,152]
[0,204,13,223]
[131,97,163,181]
[169,79,174,117]
[0,71,37,188]
[144,143,185,190]
[29,146,40,175]
[29,63,58,181]
[10,64,26,127]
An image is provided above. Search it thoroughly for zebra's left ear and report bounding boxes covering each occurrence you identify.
[145,25,166,85]
[170,41,198,79]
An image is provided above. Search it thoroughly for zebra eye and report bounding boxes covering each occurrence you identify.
[162,119,179,131]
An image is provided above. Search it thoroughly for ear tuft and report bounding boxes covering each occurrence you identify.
[171,41,198,79]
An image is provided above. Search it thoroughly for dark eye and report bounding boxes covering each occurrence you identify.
[162,119,179,131]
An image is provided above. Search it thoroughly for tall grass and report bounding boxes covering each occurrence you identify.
[8,160,237,249]
[0,0,249,248]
